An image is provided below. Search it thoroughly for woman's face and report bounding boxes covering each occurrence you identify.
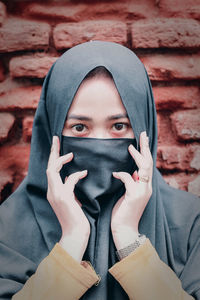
[62,76,134,139]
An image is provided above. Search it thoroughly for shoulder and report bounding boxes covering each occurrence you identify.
[0,178,45,261]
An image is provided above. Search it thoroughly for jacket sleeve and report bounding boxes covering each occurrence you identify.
[108,239,195,300]
[12,243,99,300]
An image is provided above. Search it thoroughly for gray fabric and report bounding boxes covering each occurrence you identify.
[0,41,200,299]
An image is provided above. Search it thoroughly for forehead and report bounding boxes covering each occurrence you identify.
[67,76,127,116]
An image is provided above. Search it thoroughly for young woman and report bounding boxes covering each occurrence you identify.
[0,41,199,299]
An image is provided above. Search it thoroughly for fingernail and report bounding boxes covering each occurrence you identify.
[53,136,57,143]
[142,131,147,136]
[128,144,134,151]
[112,172,119,178]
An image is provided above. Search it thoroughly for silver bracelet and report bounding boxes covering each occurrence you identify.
[116,234,146,260]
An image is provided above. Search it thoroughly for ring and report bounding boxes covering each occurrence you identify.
[139,175,150,183]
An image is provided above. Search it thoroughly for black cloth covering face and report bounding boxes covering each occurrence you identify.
[0,41,200,299]
[60,136,138,216]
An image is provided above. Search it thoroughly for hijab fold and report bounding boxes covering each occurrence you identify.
[0,41,200,299]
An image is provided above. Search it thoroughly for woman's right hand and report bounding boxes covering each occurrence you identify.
[46,135,90,262]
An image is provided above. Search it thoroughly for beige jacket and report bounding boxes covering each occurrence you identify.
[13,239,194,300]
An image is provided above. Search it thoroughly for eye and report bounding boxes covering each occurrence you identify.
[72,124,86,132]
[113,123,128,131]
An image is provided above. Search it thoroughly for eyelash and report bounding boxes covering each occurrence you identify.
[71,122,130,132]
[112,122,130,131]
[71,124,87,132]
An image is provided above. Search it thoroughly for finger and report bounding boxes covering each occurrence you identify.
[52,135,60,157]
[55,152,73,172]
[46,166,63,193]
[113,171,135,191]
[128,144,143,168]
[65,170,88,192]
[47,152,73,191]
[47,136,60,167]
[140,131,151,158]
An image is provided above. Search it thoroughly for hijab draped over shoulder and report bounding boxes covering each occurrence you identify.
[0,41,200,299]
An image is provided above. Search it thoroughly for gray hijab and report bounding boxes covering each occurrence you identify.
[0,41,200,299]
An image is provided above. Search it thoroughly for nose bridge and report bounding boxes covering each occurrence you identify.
[91,127,109,139]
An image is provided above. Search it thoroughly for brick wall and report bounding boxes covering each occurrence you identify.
[0,0,200,202]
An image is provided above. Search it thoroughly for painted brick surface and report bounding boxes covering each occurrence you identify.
[0,86,41,111]
[132,18,200,48]
[141,54,200,81]
[53,21,127,49]
[158,0,200,20]
[0,1,6,26]
[0,112,15,142]
[22,116,34,142]
[170,110,200,141]
[10,55,58,78]
[0,18,51,53]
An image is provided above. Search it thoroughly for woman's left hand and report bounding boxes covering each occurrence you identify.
[111,131,153,250]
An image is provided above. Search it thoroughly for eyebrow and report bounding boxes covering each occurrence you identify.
[67,115,92,121]
[107,113,129,121]
[67,113,129,121]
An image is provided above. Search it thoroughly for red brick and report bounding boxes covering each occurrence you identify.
[0,18,50,53]
[153,86,200,111]
[132,18,200,49]
[0,60,5,82]
[0,2,6,26]
[163,173,199,195]
[24,3,85,21]
[24,2,155,22]
[188,175,200,197]
[0,144,31,199]
[162,174,180,190]
[0,77,31,95]
[22,116,34,142]
[159,0,200,20]
[141,54,200,81]
[0,112,15,142]
[157,112,176,146]
[53,21,127,49]
[125,2,157,19]
[0,170,13,203]
[190,147,200,171]
[0,86,42,111]
[0,144,31,174]
[10,54,58,79]
[170,110,200,141]
[157,145,200,171]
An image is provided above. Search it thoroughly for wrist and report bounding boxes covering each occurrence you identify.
[59,232,89,263]
[112,226,139,251]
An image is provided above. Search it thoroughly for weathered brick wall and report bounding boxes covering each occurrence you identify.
[0,0,200,202]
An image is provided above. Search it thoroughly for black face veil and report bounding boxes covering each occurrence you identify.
[0,41,200,299]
